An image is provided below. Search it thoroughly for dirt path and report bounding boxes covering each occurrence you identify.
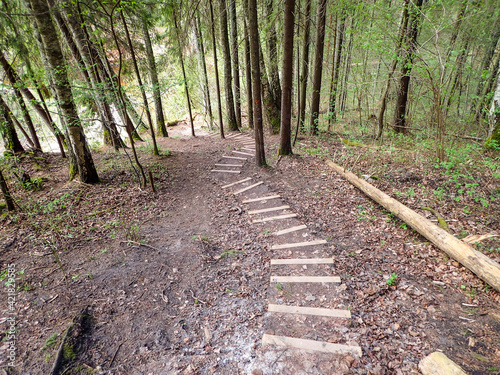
[1,123,499,374]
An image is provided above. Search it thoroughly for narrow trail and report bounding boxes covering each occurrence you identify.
[209,131,362,373]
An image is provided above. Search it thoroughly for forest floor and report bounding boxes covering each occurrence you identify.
[0,119,499,374]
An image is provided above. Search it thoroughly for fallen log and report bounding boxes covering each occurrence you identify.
[327,160,500,293]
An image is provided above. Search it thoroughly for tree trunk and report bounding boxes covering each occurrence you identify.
[59,1,124,149]
[394,0,423,134]
[193,13,214,130]
[248,0,266,166]
[259,41,281,134]
[121,11,159,154]
[298,0,312,133]
[0,95,25,153]
[243,18,253,129]
[0,53,42,150]
[265,0,282,112]
[309,0,328,135]
[278,0,295,156]
[327,15,344,130]
[486,59,500,148]
[376,0,410,139]
[209,0,225,138]
[219,0,238,131]
[29,0,99,183]
[142,17,168,137]
[173,10,195,137]
[0,168,15,212]
[229,0,242,129]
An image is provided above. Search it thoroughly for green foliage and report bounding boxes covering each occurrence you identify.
[386,272,398,286]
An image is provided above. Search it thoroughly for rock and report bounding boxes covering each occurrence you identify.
[252,370,263,375]
[419,352,467,375]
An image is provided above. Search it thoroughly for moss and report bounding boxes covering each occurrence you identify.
[63,343,76,361]
[69,162,78,181]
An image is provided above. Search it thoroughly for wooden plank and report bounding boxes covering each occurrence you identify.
[271,239,327,250]
[248,205,290,215]
[242,148,255,152]
[234,181,263,195]
[252,214,297,223]
[242,195,281,203]
[211,169,241,174]
[327,160,500,293]
[222,177,252,189]
[222,155,246,160]
[233,150,253,156]
[214,163,244,167]
[419,352,467,375]
[270,276,341,283]
[274,225,307,235]
[268,304,351,318]
[262,334,362,357]
[270,258,333,265]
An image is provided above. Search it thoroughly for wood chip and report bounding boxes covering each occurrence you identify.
[273,225,307,235]
[242,195,281,203]
[234,181,263,195]
[252,214,297,223]
[270,258,334,265]
[248,205,290,215]
[270,276,341,283]
[268,304,351,318]
[262,334,362,357]
[271,239,327,250]
[222,177,252,189]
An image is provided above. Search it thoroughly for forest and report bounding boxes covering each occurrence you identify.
[0,0,499,373]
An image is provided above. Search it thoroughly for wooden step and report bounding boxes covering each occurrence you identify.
[222,155,247,160]
[268,304,351,318]
[242,195,281,203]
[270,258,333,265]
[248,205,290,215]
[262,334,362,357]
[252,214,297,223]
[233,150,253,156]
[211,169,241,174]
[214,163,243,168]
[222,177,252,189]
[234,181,263,195]
[273,225,307,236]
[270,276,341,283]
[271,239,327,250]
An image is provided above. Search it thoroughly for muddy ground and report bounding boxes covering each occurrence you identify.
[0,121,499,374]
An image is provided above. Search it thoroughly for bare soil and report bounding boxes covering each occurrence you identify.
[0,122,499,374]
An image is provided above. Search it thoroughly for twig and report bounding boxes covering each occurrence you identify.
[190,289,207,304]
[108,342,123,370]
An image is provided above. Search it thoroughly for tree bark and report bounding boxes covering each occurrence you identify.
[142,17,168,137]
[29,0,99,183]
[309,0,328,135]
[173,10,195,137]
[0,168,15,212]
[327,15,344,130]
[248,0,266,166]
[376,0,410,139]
[121,11,159,154]
[193,13,214,130]
[0,53,42,150]
[394,0,424,134]
[298,0,312,133]
[265,0,282,112]
[0,95,25,153]
[278,0,295,156]
[219,0,238,131]
[327,160,500,294]
[209,0,225,138]
[259,41,281,134]
[243,18,253,129]
[229,0,242,129]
